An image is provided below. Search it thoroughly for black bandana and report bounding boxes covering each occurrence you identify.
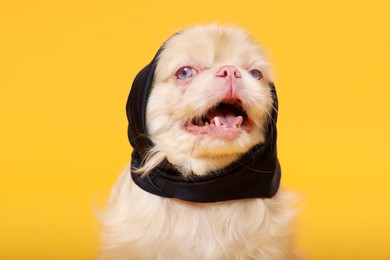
[126,44,281,203]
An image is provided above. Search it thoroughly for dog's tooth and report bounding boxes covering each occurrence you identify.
[199,118,204,126]
[205,121,209,126]
[237,117,244,127]
[214,117,221,127]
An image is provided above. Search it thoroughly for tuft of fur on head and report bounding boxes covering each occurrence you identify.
[136,24,275,177]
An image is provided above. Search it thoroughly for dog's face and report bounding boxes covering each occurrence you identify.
[146,25,274,176]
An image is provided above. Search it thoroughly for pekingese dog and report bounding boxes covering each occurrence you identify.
[100,24,297,259]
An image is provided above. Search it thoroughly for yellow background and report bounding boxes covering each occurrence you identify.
[1,0,389,259]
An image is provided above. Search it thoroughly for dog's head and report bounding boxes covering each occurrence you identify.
[134,25,275,176]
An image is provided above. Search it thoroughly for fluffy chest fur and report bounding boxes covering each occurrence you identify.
[101,165,295,260]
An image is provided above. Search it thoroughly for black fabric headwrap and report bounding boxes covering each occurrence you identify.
[126,45,281,203]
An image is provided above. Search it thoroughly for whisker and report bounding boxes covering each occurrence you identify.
[237,162,275,174]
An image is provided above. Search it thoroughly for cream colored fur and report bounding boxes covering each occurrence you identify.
[100,24,297,259]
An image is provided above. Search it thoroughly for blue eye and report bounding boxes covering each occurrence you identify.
[249,69,263,80]
[176,67,197,79]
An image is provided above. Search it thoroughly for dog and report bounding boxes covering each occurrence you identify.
[100,24,297,259]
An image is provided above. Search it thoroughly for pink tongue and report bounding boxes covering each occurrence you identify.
[206,107,242,126]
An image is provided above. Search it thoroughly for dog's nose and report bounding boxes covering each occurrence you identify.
[216,65,242,79]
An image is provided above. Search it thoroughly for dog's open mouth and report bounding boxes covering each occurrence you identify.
[184,98,252,139]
